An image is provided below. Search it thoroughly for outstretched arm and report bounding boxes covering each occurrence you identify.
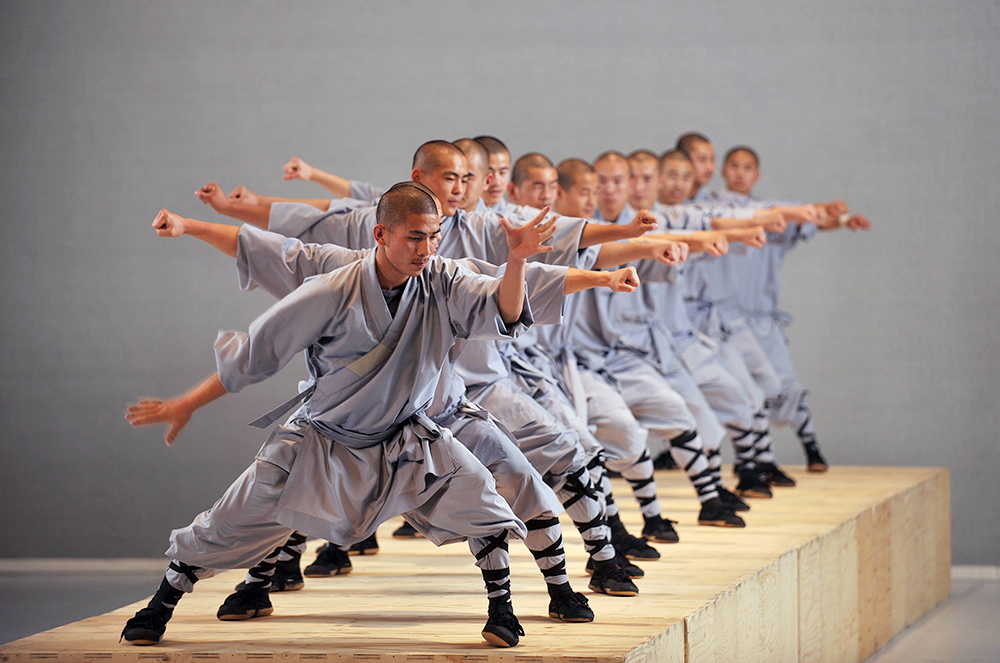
[564,266,640,294]
[719,225,768,248]
[579,209,659,247]
[283,156,354,199]
[498,206,557,324]
[812,200,872,232]
[710,209,786,233]
[152,209,240,257]
[591,235,688,269]
[660,230,730,257]
[195,183,273,228]
[125,373,227,446]
[228,184,332,212]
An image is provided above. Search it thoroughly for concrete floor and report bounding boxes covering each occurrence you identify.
[1,564,997,661]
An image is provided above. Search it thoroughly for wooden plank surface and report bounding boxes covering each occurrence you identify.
[0,466,949,663]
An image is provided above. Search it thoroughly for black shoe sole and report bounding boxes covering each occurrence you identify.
[587,581,639,597]
[548,610,594,622]
[642,534,679,544]
[303,566,351,578]
[273,580,304,591]
[698,518,746,528]
[217,606,274,621]
[347,547,379,556]
[737,488,773,498]
[122,633,161,646]
[482,628,518,647]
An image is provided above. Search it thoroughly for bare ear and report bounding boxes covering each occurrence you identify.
[411,168,423,184]
[373,224,388,246]
[506,181,517,203]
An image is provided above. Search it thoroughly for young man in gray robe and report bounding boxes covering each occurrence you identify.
[120,183,556,649]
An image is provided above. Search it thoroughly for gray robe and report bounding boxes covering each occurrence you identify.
[167,237,531,567]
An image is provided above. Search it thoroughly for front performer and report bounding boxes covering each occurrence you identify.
[120,183,557,649]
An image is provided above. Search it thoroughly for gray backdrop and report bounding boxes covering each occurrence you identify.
[1,1,997,565]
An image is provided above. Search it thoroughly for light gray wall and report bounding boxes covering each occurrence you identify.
[1,1,997,564]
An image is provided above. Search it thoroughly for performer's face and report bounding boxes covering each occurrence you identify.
[556,171,598,219]
[376,213,442,286]
[687,139,716,189]
[661,157,694,205]
[416,153,468,217]
[483,151,511,206]
[628,159,660,211]
[721,150,759,196]
[509,166,559,209]
[595,159,630,216]
[459,152,489,212]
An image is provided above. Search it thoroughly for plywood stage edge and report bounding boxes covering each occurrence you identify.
[0,465,950,663]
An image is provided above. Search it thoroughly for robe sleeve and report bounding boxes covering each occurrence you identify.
[434,259,534,342]
[215,275,344,393]
[269,202,378,248]
[349,180,385,203]
[236,225,369,298]
[449,257,568,328]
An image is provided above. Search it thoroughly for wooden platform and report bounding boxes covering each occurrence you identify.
[0,466,950,663]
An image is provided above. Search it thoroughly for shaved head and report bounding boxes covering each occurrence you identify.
[675,132,711,156]
[593,151,630,174]
[557,158,595,191]
[454,138,489,176]
[473,135,509,159]
[511,152,556,186]
[659,148,691,168]
[628,149,660,173]
[724,145,759,168]
[412,140,466,173]
[376,181,441,231]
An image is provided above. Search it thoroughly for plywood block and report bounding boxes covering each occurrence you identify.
[888,489,909,636]
[685,598,716,663]
[797,535,823,663]
[869,500,894,653]
[855,507,876,661]
[734,574,761,663]
[713,586,739,663]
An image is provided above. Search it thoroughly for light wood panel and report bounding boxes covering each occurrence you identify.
[0,466,950,663]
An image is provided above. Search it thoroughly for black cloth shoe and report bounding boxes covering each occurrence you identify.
[348,533,379,556]
[586,550,644,579]
[718,486,750,512]
[547,584,594,622]
[698,498,746,527]
[611,530,661,560]
[217,585,273,621]
[482,601,524,647]
[736,466,773,498]
[588,558,639,597]
[760,462,796,487]
[652,450,678,470]
[303,543,352,577]
[120,606,171,645]
[805,441,828,472]
[641,514,680,543]
[392,521,423,538]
